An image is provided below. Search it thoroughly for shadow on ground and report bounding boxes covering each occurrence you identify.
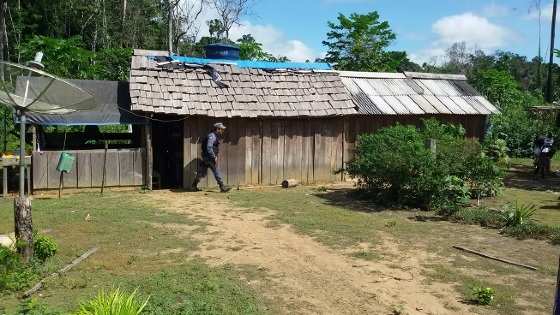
[505,164,560,192]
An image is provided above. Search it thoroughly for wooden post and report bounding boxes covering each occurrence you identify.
[145,123,153,190]
[26,166,30,196]
[14,196,32,262]
[30,125,36,152]
[2,166,6,197]
[425,139,437,156]
[555,255,560,314]
[101,142,108,195]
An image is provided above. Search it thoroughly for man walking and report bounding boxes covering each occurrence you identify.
[192,122,231,192]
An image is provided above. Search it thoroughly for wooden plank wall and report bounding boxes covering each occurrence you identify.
[183,115,487,188]
[32,148,145,190]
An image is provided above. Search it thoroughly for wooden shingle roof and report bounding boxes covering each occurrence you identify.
[129,50,357,117]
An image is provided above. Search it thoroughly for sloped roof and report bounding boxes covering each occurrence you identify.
[339,71,499,115]
[129,50,357,117]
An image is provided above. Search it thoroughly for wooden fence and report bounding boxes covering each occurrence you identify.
[33,148,145,190]
[182,115,487,188]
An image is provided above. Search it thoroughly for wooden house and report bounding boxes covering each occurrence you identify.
[128,49,499,189]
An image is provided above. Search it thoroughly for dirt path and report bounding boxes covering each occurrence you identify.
[144,190,473,315]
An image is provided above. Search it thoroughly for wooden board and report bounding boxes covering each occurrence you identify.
[261,120,272,185]
[105,151,120,186]
[46,151,61,189]
[32,152,48,189]
[133,149,144,186]
[77,152,92,188]
[301,120,313,184]
[90,152,105,187]
[119,150,135,186]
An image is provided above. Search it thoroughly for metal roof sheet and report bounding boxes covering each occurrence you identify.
[338,72,499,115]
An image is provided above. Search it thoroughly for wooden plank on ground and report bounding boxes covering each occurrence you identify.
[32,152,48,189]
[119,150,135,186]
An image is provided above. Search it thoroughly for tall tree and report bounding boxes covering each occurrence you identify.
[210,0,250,39]
[322,11,396,71]
[237,34,273,60]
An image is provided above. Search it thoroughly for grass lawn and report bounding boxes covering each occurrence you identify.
[0,191,267,314]
[223,184,558,315]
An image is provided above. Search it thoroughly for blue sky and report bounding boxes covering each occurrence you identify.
[212,0,557,63]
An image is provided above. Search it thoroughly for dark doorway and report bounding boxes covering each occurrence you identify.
[152,120,183,188]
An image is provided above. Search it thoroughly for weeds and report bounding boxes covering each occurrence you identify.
[76,288,149,315]
[471,286,495,305]
[503,202,537,227]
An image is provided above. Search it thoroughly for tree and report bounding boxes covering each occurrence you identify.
[322,11,397,71]
[237,34,273,60]
[210,0,251,39]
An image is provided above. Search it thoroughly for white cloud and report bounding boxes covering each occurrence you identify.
[190,3,317,61]
[432,13,514,49]
[412,12,516,64]
[228,21,317,61]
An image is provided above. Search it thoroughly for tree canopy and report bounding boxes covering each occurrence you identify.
[322,11,414,72]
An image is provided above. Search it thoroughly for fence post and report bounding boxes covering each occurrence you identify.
[425,138,437,156]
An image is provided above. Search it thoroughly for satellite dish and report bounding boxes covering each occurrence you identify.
[0,61,97,115]
[0,53,100,263]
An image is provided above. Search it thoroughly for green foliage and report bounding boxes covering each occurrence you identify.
[346,119,503,214]
[451,207,506,228]
[76,288,149,315]
[484,138,510,167]
[33,235,58,262]
[323,11,412,72]
[12,299,61,315]
[19,36,132,81]
[0,246,38,293]
[470,69,555,157]
[503,202,537,227]
[471,286,495,305]
[237,34,274,61]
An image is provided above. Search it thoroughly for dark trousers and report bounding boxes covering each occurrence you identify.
[193,159,224,187]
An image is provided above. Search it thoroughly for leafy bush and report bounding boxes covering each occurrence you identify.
[346,119,503,213]
[471,286,495,305]
[484,138,510,167]
[76,288,149,315]
[503,202,537,227]
[0,246,38,292]
[34,235,58,262]
[451,208,506,228]
[501,221,556,240]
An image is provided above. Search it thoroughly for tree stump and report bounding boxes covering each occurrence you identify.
[14,196,33,262]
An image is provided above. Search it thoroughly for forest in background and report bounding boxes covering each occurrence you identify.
[0,0,557,158]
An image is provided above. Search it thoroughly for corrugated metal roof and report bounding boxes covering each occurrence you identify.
[339,71,499,115]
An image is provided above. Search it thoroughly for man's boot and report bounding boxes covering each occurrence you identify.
[219,184,231,193]
[191,179,201,192]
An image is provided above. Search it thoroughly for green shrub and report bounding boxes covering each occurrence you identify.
[33,235,58,262]
[451,208,506,228]
[76,288,149,315]
[346,119,503,213]
[501,221,554,240]
[0,246,38,292]
[484,138,510,167]
[471,286,495,305]
[503,202,537,227]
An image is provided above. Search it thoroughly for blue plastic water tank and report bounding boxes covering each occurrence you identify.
[204,43,240,60]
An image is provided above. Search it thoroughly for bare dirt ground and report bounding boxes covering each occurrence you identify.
[143,190,474,315]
